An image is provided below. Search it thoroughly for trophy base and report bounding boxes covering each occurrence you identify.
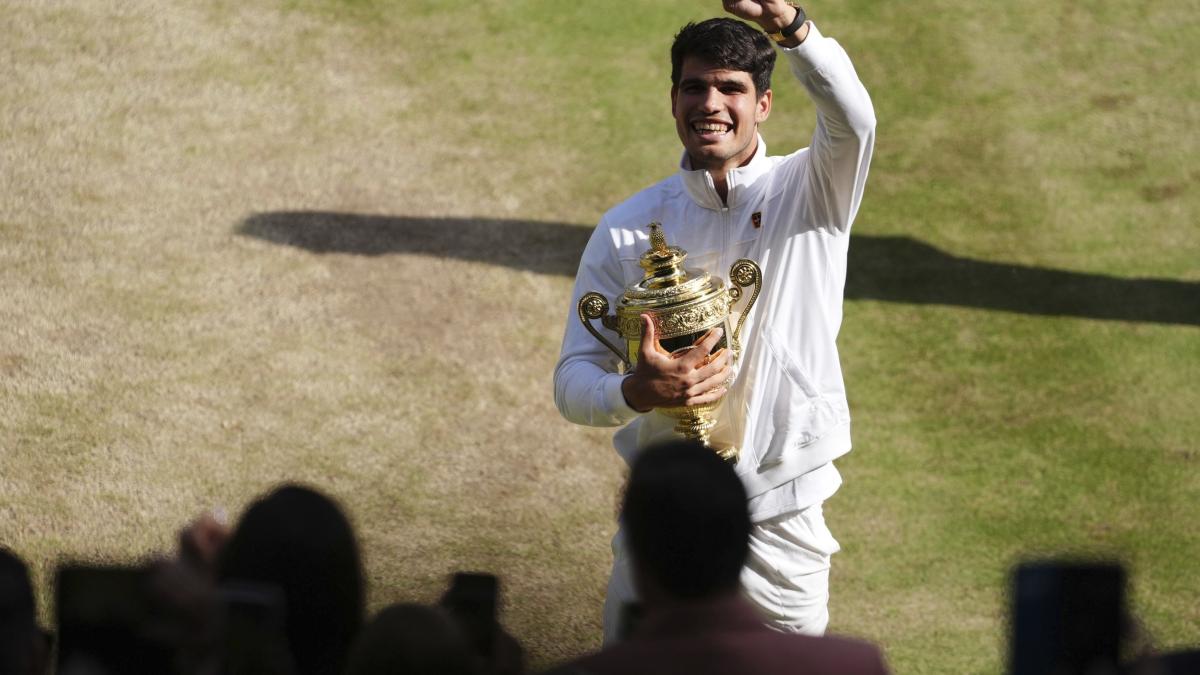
[665,406,740,464]
[710,444,740,464]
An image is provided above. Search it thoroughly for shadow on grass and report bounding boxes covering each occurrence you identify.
[238,211,1200,327]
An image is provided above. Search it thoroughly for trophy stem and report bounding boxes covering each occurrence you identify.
[672,412,739,463]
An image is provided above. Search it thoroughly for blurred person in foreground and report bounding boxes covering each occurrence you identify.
[0,547,49,675]
[214,484,365,675]
[77,484,360,675]
[553,0,875,642]
[344,603,480,675]
[542,441,888,675]
[342,586,524,675]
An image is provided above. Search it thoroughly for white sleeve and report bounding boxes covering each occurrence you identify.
[782,23,877,234]
[553,219,643,427]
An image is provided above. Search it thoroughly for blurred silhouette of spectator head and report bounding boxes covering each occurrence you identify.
[218,484,364,675]
[344,603,481,675]
[622,440,751,605]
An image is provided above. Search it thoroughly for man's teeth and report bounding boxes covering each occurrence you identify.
[694,123,730,133]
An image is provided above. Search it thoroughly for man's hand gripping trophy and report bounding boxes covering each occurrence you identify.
[620,317,733,414]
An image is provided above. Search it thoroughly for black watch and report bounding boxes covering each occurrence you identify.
[766,3,807,44]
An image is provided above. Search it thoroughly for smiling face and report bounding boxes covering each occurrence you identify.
[671,57,772,176]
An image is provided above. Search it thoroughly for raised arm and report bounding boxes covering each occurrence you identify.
[728,1,876,234]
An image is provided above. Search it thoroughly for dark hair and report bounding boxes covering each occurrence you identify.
[219,484,365,675]
[622,440,751,599]
[671,18,776,95]
[344,604,480,675]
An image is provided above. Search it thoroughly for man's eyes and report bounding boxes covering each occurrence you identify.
[682,85,746,95]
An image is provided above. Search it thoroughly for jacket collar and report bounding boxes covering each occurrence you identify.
[678,134,771,211]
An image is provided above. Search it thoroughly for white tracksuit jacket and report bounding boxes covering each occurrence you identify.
[554,23,876,520]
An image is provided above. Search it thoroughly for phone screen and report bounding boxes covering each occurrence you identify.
[1010,561,1125,675]
[442,572,498,657]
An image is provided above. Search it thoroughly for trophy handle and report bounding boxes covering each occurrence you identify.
[577,292,632,369]
[728,259,762,351]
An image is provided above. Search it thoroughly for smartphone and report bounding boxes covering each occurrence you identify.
[55,563,172,674]
[441,572,498,658]
[1009,560,1125,675]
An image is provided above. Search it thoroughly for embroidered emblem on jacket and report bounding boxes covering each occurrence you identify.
[751,211,762,229]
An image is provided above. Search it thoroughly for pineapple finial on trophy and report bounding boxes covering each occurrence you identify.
[649,221,668,254]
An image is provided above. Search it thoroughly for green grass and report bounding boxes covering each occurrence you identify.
[1,1,1197,672]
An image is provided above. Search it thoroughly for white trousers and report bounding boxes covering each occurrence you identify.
[601,502,840,644]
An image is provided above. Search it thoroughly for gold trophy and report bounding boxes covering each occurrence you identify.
[577,222,762,462]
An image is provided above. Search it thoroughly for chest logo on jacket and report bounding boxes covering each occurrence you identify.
[752,211,762,229]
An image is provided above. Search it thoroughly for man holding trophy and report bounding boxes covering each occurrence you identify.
[554,0,875,641]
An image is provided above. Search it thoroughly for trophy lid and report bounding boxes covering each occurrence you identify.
[623,223,718,305]
[639,223,689,289]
